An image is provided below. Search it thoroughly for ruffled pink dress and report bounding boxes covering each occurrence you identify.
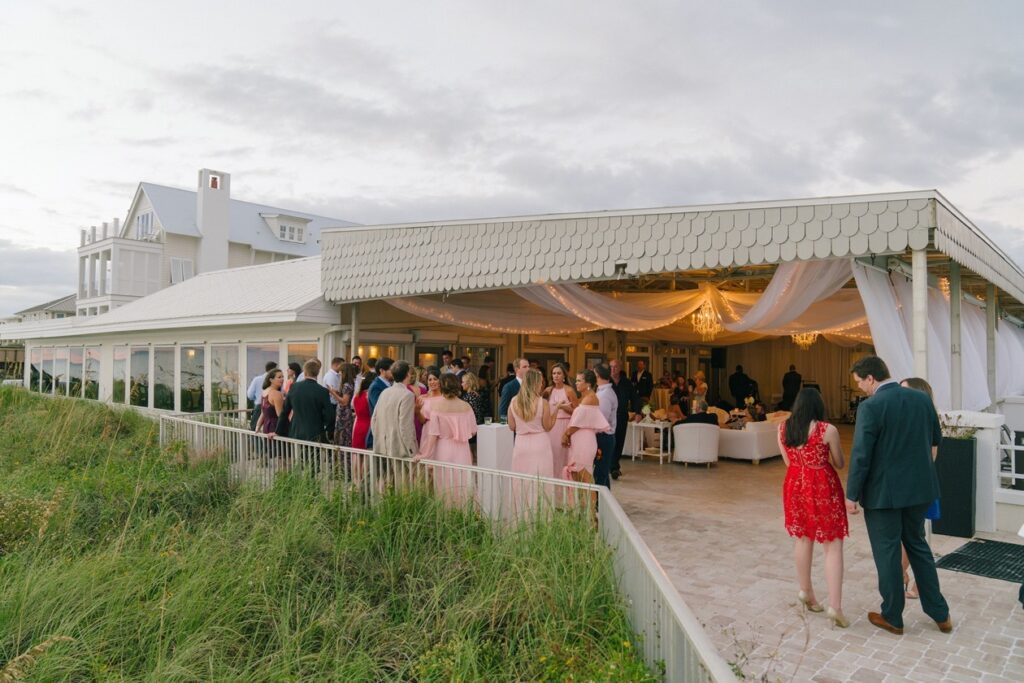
[511,397,554,514]
[547,386,572,479]
[418,407,478,505]
[565,404,610,478]
[420,394,444,421]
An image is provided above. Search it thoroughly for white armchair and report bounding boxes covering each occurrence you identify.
[672,423,720,466]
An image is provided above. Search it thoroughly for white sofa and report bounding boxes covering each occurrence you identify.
[672,423,720,466]
[716,420,782,464]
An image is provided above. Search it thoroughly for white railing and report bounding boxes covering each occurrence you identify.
[160,412,737,682]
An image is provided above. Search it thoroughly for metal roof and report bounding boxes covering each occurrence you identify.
[14,293,77,316]
[5,257,335,339]
[320,190,1024,307]
[138,182,359,256]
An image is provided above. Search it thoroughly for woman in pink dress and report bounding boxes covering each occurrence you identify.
[507,369,557,515]
[417,366,444,423]
[413,374,477,506]
[561,369,609,482]
[778,388,849,628]
[544,363,578,480]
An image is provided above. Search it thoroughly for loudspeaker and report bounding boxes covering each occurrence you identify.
[710,347,727,369]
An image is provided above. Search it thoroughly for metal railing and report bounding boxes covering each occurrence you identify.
[998,426,1024,491]
[160,412,737,682]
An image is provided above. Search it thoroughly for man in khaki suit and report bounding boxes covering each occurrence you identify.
[370,360,418,459]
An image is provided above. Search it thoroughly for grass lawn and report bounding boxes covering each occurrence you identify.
[0,388,653,681]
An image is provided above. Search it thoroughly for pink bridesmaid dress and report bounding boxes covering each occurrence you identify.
[565,404,610,478]
[547,386,571,478]
[417,408,478,505]
[511,397,554,514]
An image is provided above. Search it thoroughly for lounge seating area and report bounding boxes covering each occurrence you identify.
[663,411,790,466]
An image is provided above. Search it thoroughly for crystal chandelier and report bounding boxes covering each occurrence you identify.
[692,300,722,342]
[791,332,820,350]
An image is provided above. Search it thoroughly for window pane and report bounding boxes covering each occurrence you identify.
[69,347,84,398]
[180,346,204,413]
[54,347,69,396]
[113,346,127,404]
[41,348,53,394]
[154,346,175,410]
[30,348,41,392]
[287,342,318,373]
[211,345,239,411]
[130,346,149,407]
[246,343,279,411]
[84,347,100,400]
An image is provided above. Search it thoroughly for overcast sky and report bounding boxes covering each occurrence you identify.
[3,1,1024,316]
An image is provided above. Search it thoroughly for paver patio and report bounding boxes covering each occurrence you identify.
[613,425,1024,682]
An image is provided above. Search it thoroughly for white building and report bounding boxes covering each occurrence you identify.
[74,168,356,316]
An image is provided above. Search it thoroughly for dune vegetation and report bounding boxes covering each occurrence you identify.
[0,388,653,681]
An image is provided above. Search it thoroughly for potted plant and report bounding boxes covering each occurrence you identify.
[932,415,977,538]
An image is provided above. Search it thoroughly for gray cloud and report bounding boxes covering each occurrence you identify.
[0,183,35,197]
[0,239,77,316]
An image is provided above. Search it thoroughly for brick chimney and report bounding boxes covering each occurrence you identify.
[195,168,231,273]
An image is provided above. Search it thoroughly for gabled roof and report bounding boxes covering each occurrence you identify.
[6,257,335,339]
[134,182,359,256]
[320,190,1024,307]
[15,293,77,316]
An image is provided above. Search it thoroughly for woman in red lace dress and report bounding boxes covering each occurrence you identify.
[779,388,850,628]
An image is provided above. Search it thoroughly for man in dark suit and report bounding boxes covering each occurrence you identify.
[498,357,530,419]
[631,359,653,401]
[781,364,802,410]
[365,357,393,448]
[846,356,951,635]
[609,358,641,480]
[277,359,334,442]
[675,400,719,426]
[729,364,753,409]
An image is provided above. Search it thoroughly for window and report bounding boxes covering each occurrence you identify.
[245,343,280,411]
[113,346,127,404]
[134,212,155,239]
[210,175,220,189]
[30,348,41,392]
[69,347,83,398]
[130,346,149,407]
[277,223,306,243]
[180,346,204,413]
[211,345,239,411]
[53,347,69,396]
[84,347,100,400]
[170,258,194,284]
[154,346,175,410]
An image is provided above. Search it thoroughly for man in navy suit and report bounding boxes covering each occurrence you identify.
[365,357,394,449]
[846,355,951,635]
[498,357,530,419]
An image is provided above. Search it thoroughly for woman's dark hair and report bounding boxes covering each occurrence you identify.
[901,377,934,402]
[358,373,375,393]
[424,365,442,381]
[440,373,462,398]
[784,388,825,447]
[687,378,696,389]
[576,369,596,389]
[505,362,515,374]
[340,362,357,386]
[262,368,283,390]
[288,362,302,378]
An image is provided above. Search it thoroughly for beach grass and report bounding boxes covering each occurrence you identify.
[0,387,653,681]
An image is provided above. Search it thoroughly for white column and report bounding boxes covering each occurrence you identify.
[173,344,181,412]
[912,249,929,378]
[87,253,96,297]
[350,303,360,361]
[203,343,212,412]
[987,283,997,404]
[99,250,108,296]
[949,262,962,410]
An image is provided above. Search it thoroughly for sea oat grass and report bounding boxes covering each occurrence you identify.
[0,388,653,681]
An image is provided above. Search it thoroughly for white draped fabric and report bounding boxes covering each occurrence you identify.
[386,291,601,335]
[515,284,706,330]
[851,262,915,384]
[724,260,854,332]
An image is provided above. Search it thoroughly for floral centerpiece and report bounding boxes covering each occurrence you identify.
[744,396,755,409]
[640,404,653,423]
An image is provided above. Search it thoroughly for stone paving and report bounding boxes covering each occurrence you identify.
[612,427,1024,682]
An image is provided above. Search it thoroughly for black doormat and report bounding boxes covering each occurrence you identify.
[935,539,1024,583]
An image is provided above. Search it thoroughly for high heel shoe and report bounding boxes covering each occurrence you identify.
[826,607,850,628]
[798,591,824,613]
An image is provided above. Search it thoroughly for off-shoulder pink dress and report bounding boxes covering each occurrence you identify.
[418,407,478,505]
[420,394,444,421]
[511,397,554,514]
[547,386,572,479]
[565,404,610,478]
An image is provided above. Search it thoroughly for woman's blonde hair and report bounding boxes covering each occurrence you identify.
[462,371,480,392]
[694,370,706,382]
[513,368,544,422]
